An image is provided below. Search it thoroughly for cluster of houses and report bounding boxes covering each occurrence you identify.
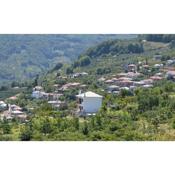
[29,57,175,116]
[32,86,63,99]
[2,53,175,120]
[1,55,173,119]
[32,86,67,109]
[100,62,166,94]
[31,85,103,115]
[153,54,175,67]
[103,56,175,95]
[104,66,163,94]
[0,102,27,122]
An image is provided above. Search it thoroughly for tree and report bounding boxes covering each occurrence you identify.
[2,121,11,134]
[96,67,111,75]
[73,117,79,130]
[11,81,19,88]
[66,67,73,75]
[32,74,39,87]
[20,126,32,141]
[52,63,63,71]
[82,122,89,135]
[0,85,8,91]
[79,56,91,66]
[41,118,53,135]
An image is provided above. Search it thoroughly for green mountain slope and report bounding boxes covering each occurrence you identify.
[0,34,137,84]
[40,36,172,89]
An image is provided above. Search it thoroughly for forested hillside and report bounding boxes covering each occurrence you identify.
[139,34,175,43]
[64,38,168,75]
[83,39,144,58]
[0,34,136,84]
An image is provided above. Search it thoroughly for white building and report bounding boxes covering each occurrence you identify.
[32,91,45,99]
[33,86,43,91]
[107,85,119,93]
[76,91,103,114]
[0,101,7,109]
[48,100,66,109]
[154,64,163,69]
[166,71,175,80]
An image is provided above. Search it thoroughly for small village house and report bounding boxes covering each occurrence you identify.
[105,79,114,84]
[142,64,150,70]
[0,101,7,111]
[150,76,163,81]
[142,84,153,88]
[76,91,103,115]
[166,59,175,66]
[166,71,175,80]
[127,64,137,72]
[154,63,163,69]
[33,86,43,91]
[153,54,162,60]
[107,85,120,93]
[71,72,88,78]
[32,90,45,99]
[1,104,27,122]
[59,82,81,91]
[48,100,67,109]
[98,77,105,82]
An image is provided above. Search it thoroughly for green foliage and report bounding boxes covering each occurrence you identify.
[96,67,111,75]
[84,39,144,58]
[1,121,12,134]
[141,34,175,43]
[66,67,73,74]
[20,126,32,141]
[82,122,89,135]
[51,63,63,72]
[0,34,132,83]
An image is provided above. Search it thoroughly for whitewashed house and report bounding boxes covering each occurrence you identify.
[154,64,163,69]
[107,85,119,93]
[48,100,66,109]
[32,86,46,99]
[0,101,7,108]
[167,59,175,66]
[76,91,103,114]
[32,91,44,99]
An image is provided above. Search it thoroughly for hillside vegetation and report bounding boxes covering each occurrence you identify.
[140,34,175,43]
[0,34,136,84]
